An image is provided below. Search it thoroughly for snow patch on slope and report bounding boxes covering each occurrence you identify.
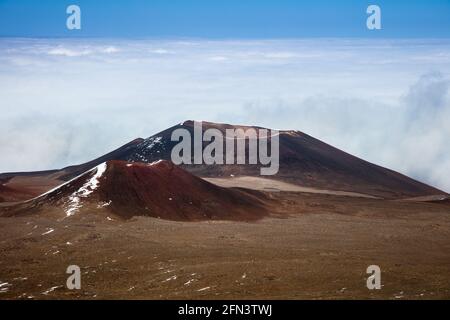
[65,163,107,217]
[145,136,162,149]
[128,135,165,163]
[149,159,164,166]
[0,281,12,293]
[41,228,54,235]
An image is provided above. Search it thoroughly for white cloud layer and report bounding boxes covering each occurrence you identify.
[0,38,449,192]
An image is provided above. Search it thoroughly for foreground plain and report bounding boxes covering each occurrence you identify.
[1,191,449,300]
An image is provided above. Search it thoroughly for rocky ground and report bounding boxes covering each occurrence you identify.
[1,191,449,300]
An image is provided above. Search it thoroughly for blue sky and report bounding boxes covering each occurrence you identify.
[0,0,450,38]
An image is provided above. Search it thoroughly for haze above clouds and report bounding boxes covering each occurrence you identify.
[0,38,449,191]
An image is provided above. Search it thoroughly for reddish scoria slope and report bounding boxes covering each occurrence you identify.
[0,160,269,221]
[0,184,35,202]
[0,138,144,203]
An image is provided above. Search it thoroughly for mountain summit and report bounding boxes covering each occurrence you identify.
[0,120,446,202]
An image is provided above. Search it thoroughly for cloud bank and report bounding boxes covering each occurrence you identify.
[0,38,449,191]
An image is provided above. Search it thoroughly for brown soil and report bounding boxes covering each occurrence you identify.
[0,191,449,300]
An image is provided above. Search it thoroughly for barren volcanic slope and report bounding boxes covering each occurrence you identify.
[0,120,446,202]
[0,184,34,203]
[0,160,268,221]
[0,139,144,203]
[123,121,445,199]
